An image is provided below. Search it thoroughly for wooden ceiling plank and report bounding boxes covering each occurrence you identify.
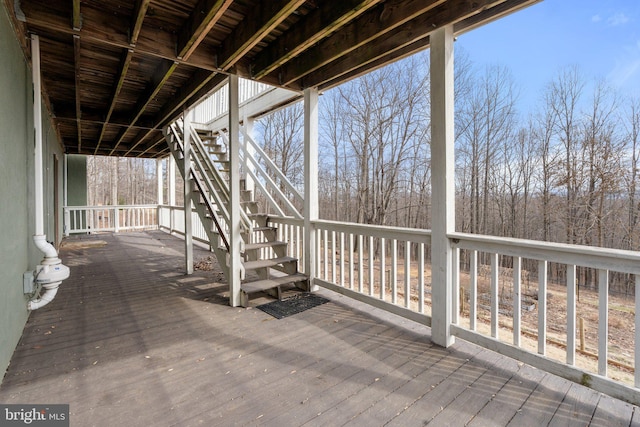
[95,49,134,155]
[73,35,82,152]
[218,0,306,71]
[177,0,234,61]
[274,0,447,87]
[130,0,152,46]
[251,0,383,80]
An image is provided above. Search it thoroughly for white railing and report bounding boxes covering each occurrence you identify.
[157,205,211,246]
[64,205,158,235]
[192,79,272,124]
[265,214,640,405]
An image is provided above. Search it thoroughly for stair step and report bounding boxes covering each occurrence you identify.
[243,256,297,271]
[244,241,287,251]
[241,273,308,295]
[252,226,278,233]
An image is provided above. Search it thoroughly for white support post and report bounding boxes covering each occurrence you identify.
[168,155,176,232]
[304,88,319,290]
[156,158,164,205]
[228,75,243,307]
[430,25,455,347]
[183,109,194,275]
[63,154,69,236]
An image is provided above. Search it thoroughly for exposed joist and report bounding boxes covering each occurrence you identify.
[273,0,447,87]
[251,0,383,79]
[218,0,306,71]
[307,0,511,89]
[72,0,81,30]
[130,0,151,46]
[124,71,227,156]
[73,35,82,152]
[177,0,233,60]
[94,49,135,155]
[56,115,155,131]
[454,0,541,35]
[22,6,219,72]
[109,60,179,155]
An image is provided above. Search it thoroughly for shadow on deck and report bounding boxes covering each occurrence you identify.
[1,231,639,426]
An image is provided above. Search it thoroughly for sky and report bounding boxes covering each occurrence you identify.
[455,0,640,115]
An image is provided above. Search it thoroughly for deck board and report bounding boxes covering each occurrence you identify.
[1,231,637,427]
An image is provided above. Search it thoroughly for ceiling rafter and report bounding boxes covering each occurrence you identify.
[109,60,179,155]
[274,0,447,87]
[218,0,306,71]
[130,0,151,46]
[73,35,82,152]
[94,49,134,155]
[251,0,383,80]
[177,0,233,60]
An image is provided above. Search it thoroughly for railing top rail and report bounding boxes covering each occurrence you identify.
[312,219,432,243]
[450,231,640,274]
[64,205,159,209]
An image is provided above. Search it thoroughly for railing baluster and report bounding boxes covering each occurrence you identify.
[567,264,576,365]
[419,243,425,314]
[452,247,459,324]
[380,238,386,300]
[598,269,609,377]
[323,229,328,280]
[358,234,364,293]
[491,253,499,339]
[470,250,478,331]
[404,241,411,309]
[369,235,374,296]
[538,260,547,355]
[513,256,522,347]
[349,233,354,290]
[339,231,345,288]
[332,231,337,285]
[392,239,398,305]
[636,274,640,388]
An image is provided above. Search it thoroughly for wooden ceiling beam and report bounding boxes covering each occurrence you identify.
[453,0,541,35]
[109,60,179,155]
[251,0,383,80]
[130,0,151,46]
[73,35,82,152]
[177,0,233,61]
[94,49,134,155]
[218,0,306,71]
[305,0,509,89]
[273,0,446,87]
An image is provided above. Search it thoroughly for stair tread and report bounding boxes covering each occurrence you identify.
[252,226,277,232]
[244,241,287,251]
[241,273,308,294]
[243,256,297,270]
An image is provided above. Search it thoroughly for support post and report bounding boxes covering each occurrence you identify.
[168,155,176,232]
[430,25,455,347]
[183,109,194,275]
[156,158,164,205]
[303,88,319,289]
[228,75,243,306]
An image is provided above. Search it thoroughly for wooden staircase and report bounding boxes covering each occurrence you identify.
[165,123,308,307]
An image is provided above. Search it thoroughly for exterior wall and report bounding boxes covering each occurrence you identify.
[0,5,65,382]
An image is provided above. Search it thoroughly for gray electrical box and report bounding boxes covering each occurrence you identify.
[23,271,35,294]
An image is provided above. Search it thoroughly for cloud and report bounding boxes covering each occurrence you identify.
[607,12,629,26]
[591,14,601,23]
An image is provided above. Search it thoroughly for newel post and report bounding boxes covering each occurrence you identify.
[430,25,455,347]
[304,87,319,289]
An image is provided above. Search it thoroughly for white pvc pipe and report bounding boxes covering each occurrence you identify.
[27,282,60,311]
[32,35,44,237]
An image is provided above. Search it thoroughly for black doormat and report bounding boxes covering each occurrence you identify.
[256,293,330,319]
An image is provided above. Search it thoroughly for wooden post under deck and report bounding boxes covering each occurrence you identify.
[228,75,242,307]
[304,87,319,289]
[183,109,194,275]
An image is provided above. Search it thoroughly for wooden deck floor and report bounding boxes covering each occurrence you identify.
[2,231,639,426]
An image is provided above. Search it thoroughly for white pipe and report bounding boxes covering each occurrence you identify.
[28,34,69,310]
[27,282,60,311]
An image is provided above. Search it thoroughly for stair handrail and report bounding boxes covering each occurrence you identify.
[168,123,230,249]
[240,127,303,206]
